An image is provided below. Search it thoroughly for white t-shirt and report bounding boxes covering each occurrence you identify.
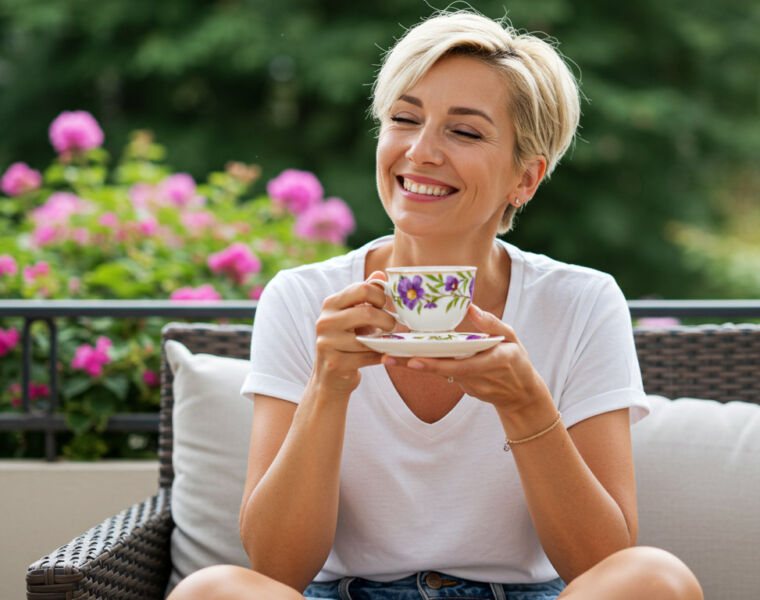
[241,235,649,584]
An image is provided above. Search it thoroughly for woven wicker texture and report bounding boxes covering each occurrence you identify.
[634,324,760,405]
[26,489,171,599]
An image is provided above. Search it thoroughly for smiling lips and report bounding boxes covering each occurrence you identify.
[397,175,457,201]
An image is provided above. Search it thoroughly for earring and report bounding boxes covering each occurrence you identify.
[514,198,521,206]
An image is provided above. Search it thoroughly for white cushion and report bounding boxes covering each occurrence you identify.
[632,395,760,599]
[164,340,252,591]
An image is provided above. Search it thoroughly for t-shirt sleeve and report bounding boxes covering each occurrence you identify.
[240,272,315,404]
[558,275,650,427]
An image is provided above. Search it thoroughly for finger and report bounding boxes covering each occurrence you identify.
[318,306,397,341]
[401,341,516,376]
[468,304,519,343]
[322,280,388,311]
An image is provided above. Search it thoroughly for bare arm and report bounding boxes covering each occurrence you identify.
[238,275,394,591]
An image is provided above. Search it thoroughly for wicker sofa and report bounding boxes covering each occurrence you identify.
[26,322,760,600]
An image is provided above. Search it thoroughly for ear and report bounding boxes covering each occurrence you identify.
[510,156,547,207]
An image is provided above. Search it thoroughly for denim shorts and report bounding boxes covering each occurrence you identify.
[304,571,565,600]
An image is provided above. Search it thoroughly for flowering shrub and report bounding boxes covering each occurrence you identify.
[0,111,355,460]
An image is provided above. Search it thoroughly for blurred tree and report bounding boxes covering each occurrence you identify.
[0,0,758,298]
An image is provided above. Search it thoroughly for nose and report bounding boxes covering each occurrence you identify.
[405,126,444,166]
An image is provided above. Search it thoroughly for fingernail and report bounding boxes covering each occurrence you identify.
[408,360,424,370]
[383,356,397,366]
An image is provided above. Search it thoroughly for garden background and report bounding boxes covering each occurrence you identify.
[1,0,759,459]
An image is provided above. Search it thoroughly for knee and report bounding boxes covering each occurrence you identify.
[611,546,704,600]
[167,564,303,600]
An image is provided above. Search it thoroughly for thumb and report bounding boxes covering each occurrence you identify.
[468,304,519,343]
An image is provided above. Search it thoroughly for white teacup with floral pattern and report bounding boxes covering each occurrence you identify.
[369,266,477,332]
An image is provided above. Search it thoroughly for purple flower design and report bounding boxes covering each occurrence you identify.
[466,334,483,340]
[469,277,474,298]
[424,302,438,308]
[445,275,460,292]
[397,275,425,309]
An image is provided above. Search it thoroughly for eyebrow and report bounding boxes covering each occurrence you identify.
[398,94,494,125]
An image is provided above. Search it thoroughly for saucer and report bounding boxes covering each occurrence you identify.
[356,331,504,358]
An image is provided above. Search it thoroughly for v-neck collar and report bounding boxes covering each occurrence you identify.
[352,236,525,438]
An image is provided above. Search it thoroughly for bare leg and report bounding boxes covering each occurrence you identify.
[166,565,306,600]
[559,546,703,600]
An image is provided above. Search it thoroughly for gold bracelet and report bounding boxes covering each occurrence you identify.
[503,411,562,452]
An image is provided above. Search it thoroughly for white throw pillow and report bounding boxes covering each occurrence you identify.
[164,340,253,592]
[632,395,760,600]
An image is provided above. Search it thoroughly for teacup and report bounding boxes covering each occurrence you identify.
[369,266,476,332]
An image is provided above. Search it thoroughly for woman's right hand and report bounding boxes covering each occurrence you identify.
[310,270,397,397]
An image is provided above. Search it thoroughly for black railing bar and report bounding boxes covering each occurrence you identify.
[1,299,760,319]
[628,300,760,318]
[46,317,58,462]
[21,318,32,412]
[0,300,258,318]
[0,413,159,432]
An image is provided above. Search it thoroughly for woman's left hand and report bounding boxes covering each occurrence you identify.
[385,303,553,417]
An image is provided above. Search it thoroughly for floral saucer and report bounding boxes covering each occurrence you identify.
[356,331,504,359]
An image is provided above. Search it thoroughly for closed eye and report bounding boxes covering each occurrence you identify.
[390,116,418,124]
[454,130,481,140]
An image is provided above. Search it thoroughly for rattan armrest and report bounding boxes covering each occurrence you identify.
[26,488,172,600]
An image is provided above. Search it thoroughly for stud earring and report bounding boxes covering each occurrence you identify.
[514,198,521,206]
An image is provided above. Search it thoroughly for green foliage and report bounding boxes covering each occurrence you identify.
[0,126,350,459]
[1,0,757,298]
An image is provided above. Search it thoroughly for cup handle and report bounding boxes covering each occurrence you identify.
[367,278,404,325]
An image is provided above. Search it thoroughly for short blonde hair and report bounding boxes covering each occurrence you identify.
[372,10,581,233]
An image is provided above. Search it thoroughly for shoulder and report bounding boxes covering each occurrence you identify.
[504,241,617,299]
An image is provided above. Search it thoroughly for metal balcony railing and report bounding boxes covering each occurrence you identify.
[2,299,760,461]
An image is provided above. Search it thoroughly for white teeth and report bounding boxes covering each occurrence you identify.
[402,178,454,196]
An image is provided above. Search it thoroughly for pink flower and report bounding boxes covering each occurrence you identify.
[31,383,49,400]
[266,169,323,214]
[207,242,261,284]
[31,192,87,225]
[137,216,158,236]
[1,162,42,196]
[0,254,18,277]
[7,381,50,407]
[48,110,104,154]
[71,336,112,377]
[159,173,204,207]
[142,371,159,387]
[248,285,264,300]
[129,182,157,211]
[181,210,215,233]
[23,261,50,284]
[0,328,20,356]
[637,317,681,328]
[71,227,90,245]
[293,197,355,244]
[98,212,120,228]
[32,225,59,247]
[9,383,22,407]
[170,284,222,301]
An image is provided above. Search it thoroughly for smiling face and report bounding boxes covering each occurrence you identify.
[376,54,521,240]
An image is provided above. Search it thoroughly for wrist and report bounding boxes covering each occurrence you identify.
[495,384,557,441]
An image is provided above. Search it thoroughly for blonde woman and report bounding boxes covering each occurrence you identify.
[170,10,702,600]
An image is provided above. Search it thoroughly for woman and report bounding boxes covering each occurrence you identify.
[169,10,703,600]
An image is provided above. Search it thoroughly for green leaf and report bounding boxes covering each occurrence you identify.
[446,298,455,313]
[86,388,118,417]
[102,376,130,401]
[61,376,93,399]
[65,411,97,436]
